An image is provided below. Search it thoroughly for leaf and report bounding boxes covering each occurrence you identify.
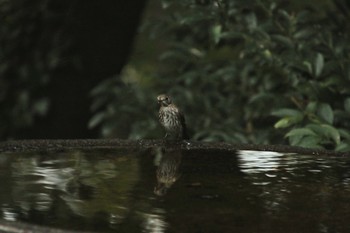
[286,131,321,147]
[211,24,222,44]
[272,35,293,48]
[317,103,333,124]
[271,108,302,117]
[339,129,350,140]
[344,98,350,113]
[335,142,350,152]
[33,98,50,116]
[274,113,304,128]
[220,32,244,40]
[254,28,270,40]
[287,134,303,146]
[307,124,340,145]
[321,125,341,145]
[302,61,313,74]
[245,12,257,29]
[161,0,172,9]
[273,108,303,129]
[88,112,105,129]
[296,10,311,22]
[293,29,313,39]
[314,53,324,77]
[263,49,272,59]
[249,93,274,104]
[305,101,317,113]
[285,128,322,148]
[274,118,293,128]
[277,10,291,22]
[189,48,204,58]
[180,15,214,25]
[285,128,317,138]
[298,136,323,149]
[306,124,323,134]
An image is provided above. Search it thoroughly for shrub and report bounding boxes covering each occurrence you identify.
[91,0,350,151]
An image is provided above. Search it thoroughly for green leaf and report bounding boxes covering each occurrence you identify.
[278,10,291,22]
[303,61,313,74]
[88,112,105,129]
[298,136,323,149]
[273,108,303,129]
[249,93,274,104]
[254,28,270,40]
[274,118,293,128]
[263,49,272,59]
[286,131,321,148]
[344,98,350,113]
[306,124,323,134]
[180,15,214,25]
[322,125,341,145]
[220,32,244,40]
[189,48,204,58]
[288,134,303,146]
[317,103,333,124]
[293,29,313,39]
[307,124,340,145]
[285,128,317,138]
[305,101,317,113]
[245,12,257,29]
[272,35,293,48]
[339,129,350,140]
[211,24,222,44]
[271,108,302,117]
[335,142,350,152]
[33,98,49,116]
[314,53,324,77]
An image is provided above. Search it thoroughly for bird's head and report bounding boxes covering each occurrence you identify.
[157,94,172,107]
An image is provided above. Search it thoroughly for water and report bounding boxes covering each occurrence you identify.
[0,147,350,233]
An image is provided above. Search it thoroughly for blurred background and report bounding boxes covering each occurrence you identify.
[1,0,350,151]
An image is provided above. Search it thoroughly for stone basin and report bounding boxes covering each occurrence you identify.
[0,139,349,233]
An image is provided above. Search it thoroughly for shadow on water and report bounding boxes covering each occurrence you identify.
[0,145,350,232]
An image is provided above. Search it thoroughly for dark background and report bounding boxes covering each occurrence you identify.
[0,0,147,139]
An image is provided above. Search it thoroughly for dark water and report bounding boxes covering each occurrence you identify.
[0,148,350,233]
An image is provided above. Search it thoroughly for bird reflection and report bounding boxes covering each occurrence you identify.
[154,147,182,196]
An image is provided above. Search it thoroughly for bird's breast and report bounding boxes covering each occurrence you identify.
[159,107,180,129]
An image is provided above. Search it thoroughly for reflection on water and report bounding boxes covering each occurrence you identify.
[238,150,284,174]
[154,147,182,196]
[0,150,140,232]
[0,148,350,232]
[142,211,167,233]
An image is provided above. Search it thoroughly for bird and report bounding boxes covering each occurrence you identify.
[157,94,188,140]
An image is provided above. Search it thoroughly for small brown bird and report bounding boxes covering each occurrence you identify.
[157,94,188,140]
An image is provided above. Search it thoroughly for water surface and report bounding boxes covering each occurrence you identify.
[0,148,349,232]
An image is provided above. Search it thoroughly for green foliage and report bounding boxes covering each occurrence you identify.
[91,0,350,151]
[0,0,71,138]
[90,66,160,139]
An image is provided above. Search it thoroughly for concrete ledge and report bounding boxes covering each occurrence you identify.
[0,139,348,156]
